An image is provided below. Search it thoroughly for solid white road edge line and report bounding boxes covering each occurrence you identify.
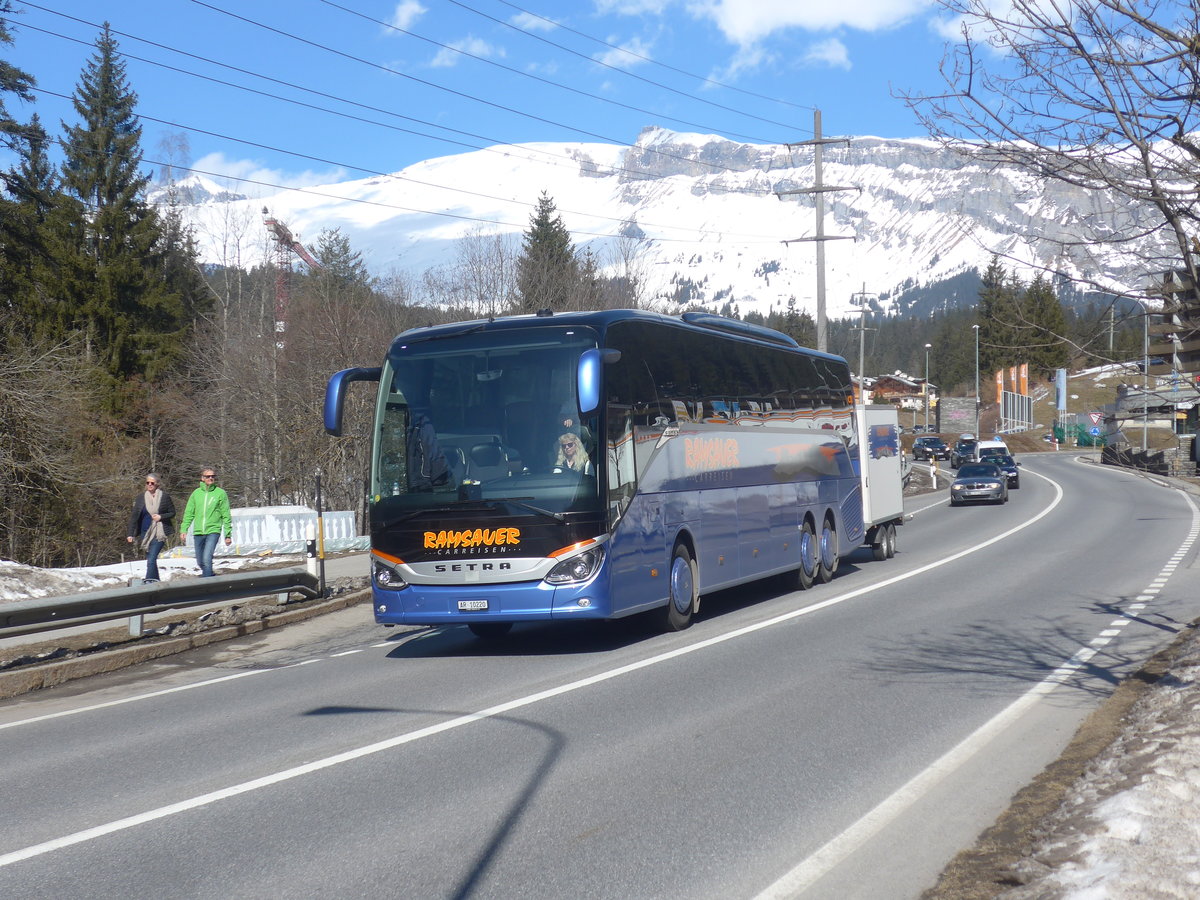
[753,487,1199,899]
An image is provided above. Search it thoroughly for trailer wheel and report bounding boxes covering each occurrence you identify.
[794,520,817,590]
[661,543,696,631]
[817,515,838,583]
[885,522,897,558]
[872,527,887,562]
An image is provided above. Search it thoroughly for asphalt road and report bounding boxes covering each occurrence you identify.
[1,452,1197,899]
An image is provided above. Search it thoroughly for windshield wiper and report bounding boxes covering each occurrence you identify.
[496,498,567,524]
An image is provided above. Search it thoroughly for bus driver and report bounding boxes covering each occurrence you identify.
[553,433,594,475]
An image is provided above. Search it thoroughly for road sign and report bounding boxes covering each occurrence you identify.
[1090,426,1101,436]
[1089,412,1103,425]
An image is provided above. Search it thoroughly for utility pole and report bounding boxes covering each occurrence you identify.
[851,284,876,397]
[973,324,981,437]
[775,110,855,352]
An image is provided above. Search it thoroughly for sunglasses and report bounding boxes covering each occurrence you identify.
[201,474,216,480]
[145,481,157,486]
[561,442,576,449]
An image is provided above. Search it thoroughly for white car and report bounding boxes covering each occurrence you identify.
[974,438,1009,460]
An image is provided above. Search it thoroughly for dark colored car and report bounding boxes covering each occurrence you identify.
[912,436,949,461]
[950,463,1009,506]
[949,439,977,469]
[978,451,1020,489]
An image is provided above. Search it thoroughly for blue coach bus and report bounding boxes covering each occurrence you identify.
[324,309,889,638]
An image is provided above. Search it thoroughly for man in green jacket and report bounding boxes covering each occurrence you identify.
[179,466,233,577]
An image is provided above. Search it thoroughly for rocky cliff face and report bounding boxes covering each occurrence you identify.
[164,126,1174,320]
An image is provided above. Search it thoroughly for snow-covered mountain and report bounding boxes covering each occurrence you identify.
[162,126,1170,320]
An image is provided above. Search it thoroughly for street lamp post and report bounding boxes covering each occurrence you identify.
[924,343,932,432]
[973,325,980,436]
[1143,309,1149,452]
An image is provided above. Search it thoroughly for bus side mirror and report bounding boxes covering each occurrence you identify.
[577,349,621,417]
[325,367,382,436]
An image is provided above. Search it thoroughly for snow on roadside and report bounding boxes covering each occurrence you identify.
[1001,628,1200,898]
[0,555,300,604]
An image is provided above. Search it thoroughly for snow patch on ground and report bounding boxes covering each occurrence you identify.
[1002,630,1200,898]
[0,555,296,604]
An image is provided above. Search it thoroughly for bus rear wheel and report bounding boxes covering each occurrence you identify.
[818,515,838,584]
[662,543,697,631]
[794,520,817,590]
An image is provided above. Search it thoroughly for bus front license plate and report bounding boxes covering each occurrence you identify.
[458,600,489,611]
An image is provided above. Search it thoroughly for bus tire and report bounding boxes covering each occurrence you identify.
[794,520,817,590]
[818,515,838,583]
[662,543,697,631]
[468,622,513,640]
[872,529,887,562]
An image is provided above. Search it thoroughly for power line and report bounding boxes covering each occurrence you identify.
[184,0,747,177]
[446,0,813,133]
[317,0,779,145]
[490,0,816,118]
[10,19,659,190]
[17,5,780,192]
[134,152,789,247]
[32,85,788,242]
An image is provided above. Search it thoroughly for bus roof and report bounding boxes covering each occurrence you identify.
[389,308,849,363]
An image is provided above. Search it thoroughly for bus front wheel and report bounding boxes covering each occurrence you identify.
[818,516,838,584]
[662,543,697,631]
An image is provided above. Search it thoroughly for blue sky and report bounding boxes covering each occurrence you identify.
[3,0,957,193]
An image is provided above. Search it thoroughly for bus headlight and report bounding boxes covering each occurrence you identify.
[545,547,604,585]
[372,557,409,590]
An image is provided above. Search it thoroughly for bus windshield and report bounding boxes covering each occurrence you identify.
[371,326,601,517]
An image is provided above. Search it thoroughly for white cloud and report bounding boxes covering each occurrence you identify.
[594,36,654,69]
[689,0,931,45]
[389,1,426,31]
[430,37,504,68]
[707,43,772,84]
[804,37,851,69]
[929,12,970,41]
[510,11,558,32]
[595,1,673,13]
[191,152,347,196]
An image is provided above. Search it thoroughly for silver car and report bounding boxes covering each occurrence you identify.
[949,463,1009,505]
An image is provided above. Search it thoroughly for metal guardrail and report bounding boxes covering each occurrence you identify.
[0,567,321,639]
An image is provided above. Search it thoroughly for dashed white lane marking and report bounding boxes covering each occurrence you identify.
[755,487,1199,899]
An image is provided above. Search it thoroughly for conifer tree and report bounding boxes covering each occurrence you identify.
[59,24,186,394]
[0,4,40,330]
[1,113,72,338]
[977,256,1019,374]
[1021,274,1070,376]
[768,297,816,348]
[0,2,35,156]
[517,191,579,312]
